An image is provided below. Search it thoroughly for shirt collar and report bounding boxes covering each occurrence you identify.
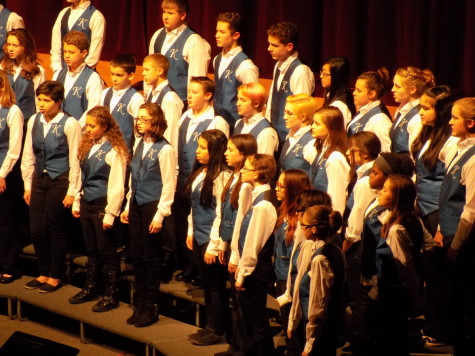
[287,125,311,139]
[69,63,86,77]
[398,98,420,115]
[243,112,264,125]
[457,137,475,150]
[252,184,271,199]
[277,52,298,74]
[152,80,169,95]
[166,23,187,36]
[222,46,242,58]
[113,85,131,96]
[356,160,374,178]
[359,100,381,115]
[40,111,65,125]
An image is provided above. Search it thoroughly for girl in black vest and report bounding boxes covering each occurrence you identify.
[185,129,231,345]
[376,174,432,355]
[69,106,128,312]
[288,205,345,356]
[120,103,176,327]
[21,81,81,292]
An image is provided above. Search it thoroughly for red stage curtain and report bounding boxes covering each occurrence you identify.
[5,0,475,97]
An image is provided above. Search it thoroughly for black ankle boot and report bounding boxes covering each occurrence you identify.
[69,258,100,304]
[126,303,145,325]
[92,271,120,312]
[134,304,159,327]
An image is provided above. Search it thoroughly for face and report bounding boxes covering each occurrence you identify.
[419,94,436,126]
[369,163,387,190]
[162,6,186,31]
[6,35,23,61]
[267,35,292,61]
[110,65,133,90]
[275,173,286,201]
[391,74,411,104]
[320,64,331,89]
[85,116,107,141]
[215,21,238,49]
[346,144,365,166]
[37,94,61,118]
[241,158,257,184]
[378,179,393,208]
[284,103,303,131]
[136,108,153,135]
[236,91,257,118]
[187,82,211,110]
[142,61,161,86]
[311,113,329,139]
[63,43,87,71]
[224,140,244,169]
[196,137,210,165]
[449,104,474,138]
[353,79,372,109]
[300,212,316,240]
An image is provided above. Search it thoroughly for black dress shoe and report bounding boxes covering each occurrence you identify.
[175,271,192,282]
[39,282,63,293]
[190,276,202,287]
[0,275,18,284]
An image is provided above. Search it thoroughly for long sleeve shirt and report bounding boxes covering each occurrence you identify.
[187,169,231,256]
[235,184,277,285]
[348,100,392,152]
[0,105,23,179]
[345,161,377,243]
[73,137,127,225]
[149,24,211,81]
[234,112,279,155]
[21,112,81,196]
[0,5,25,31]
[50,1,105,72]
[124,137,177,224]
[53,63,104,128]
[143,80,184,153]
[213,46,259,83]
[178,106,230,139]
[265,52,315,120]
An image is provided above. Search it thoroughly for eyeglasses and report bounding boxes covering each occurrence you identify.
[320,70,331,78]
[276,182,285,190]
[241,166,256,173]
[300,223,317,231]
[136,117,152,124]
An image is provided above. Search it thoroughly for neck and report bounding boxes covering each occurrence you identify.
[154,77,166,89]
[71,0,87,9]
[222,42,238,55]
[69,63,82,72]
[243,109,258,122]
[460,133,475,141]
[192,102,210,116]
[44,110,60,122]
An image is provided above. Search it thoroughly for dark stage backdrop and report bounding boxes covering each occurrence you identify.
[5,0,475,98]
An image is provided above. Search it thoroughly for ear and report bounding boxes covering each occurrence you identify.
[81,50,88,59]
[233,31,241,41]
[408,85,417,96]
[204,91,213,102]
[128,72,135,81]
[467,119,475,129]
[368,90,377,101]
[157,67,164,77]
[286,42,294,52]
[180,11,187,22]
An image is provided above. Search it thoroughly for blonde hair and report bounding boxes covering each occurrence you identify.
[396,66,436,97]
[143,53,169,77]
[237,82,267,112]
[286,94,318,124]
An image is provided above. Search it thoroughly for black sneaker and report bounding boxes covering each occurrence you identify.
[24,278,44,290]
[189,327,225,346]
